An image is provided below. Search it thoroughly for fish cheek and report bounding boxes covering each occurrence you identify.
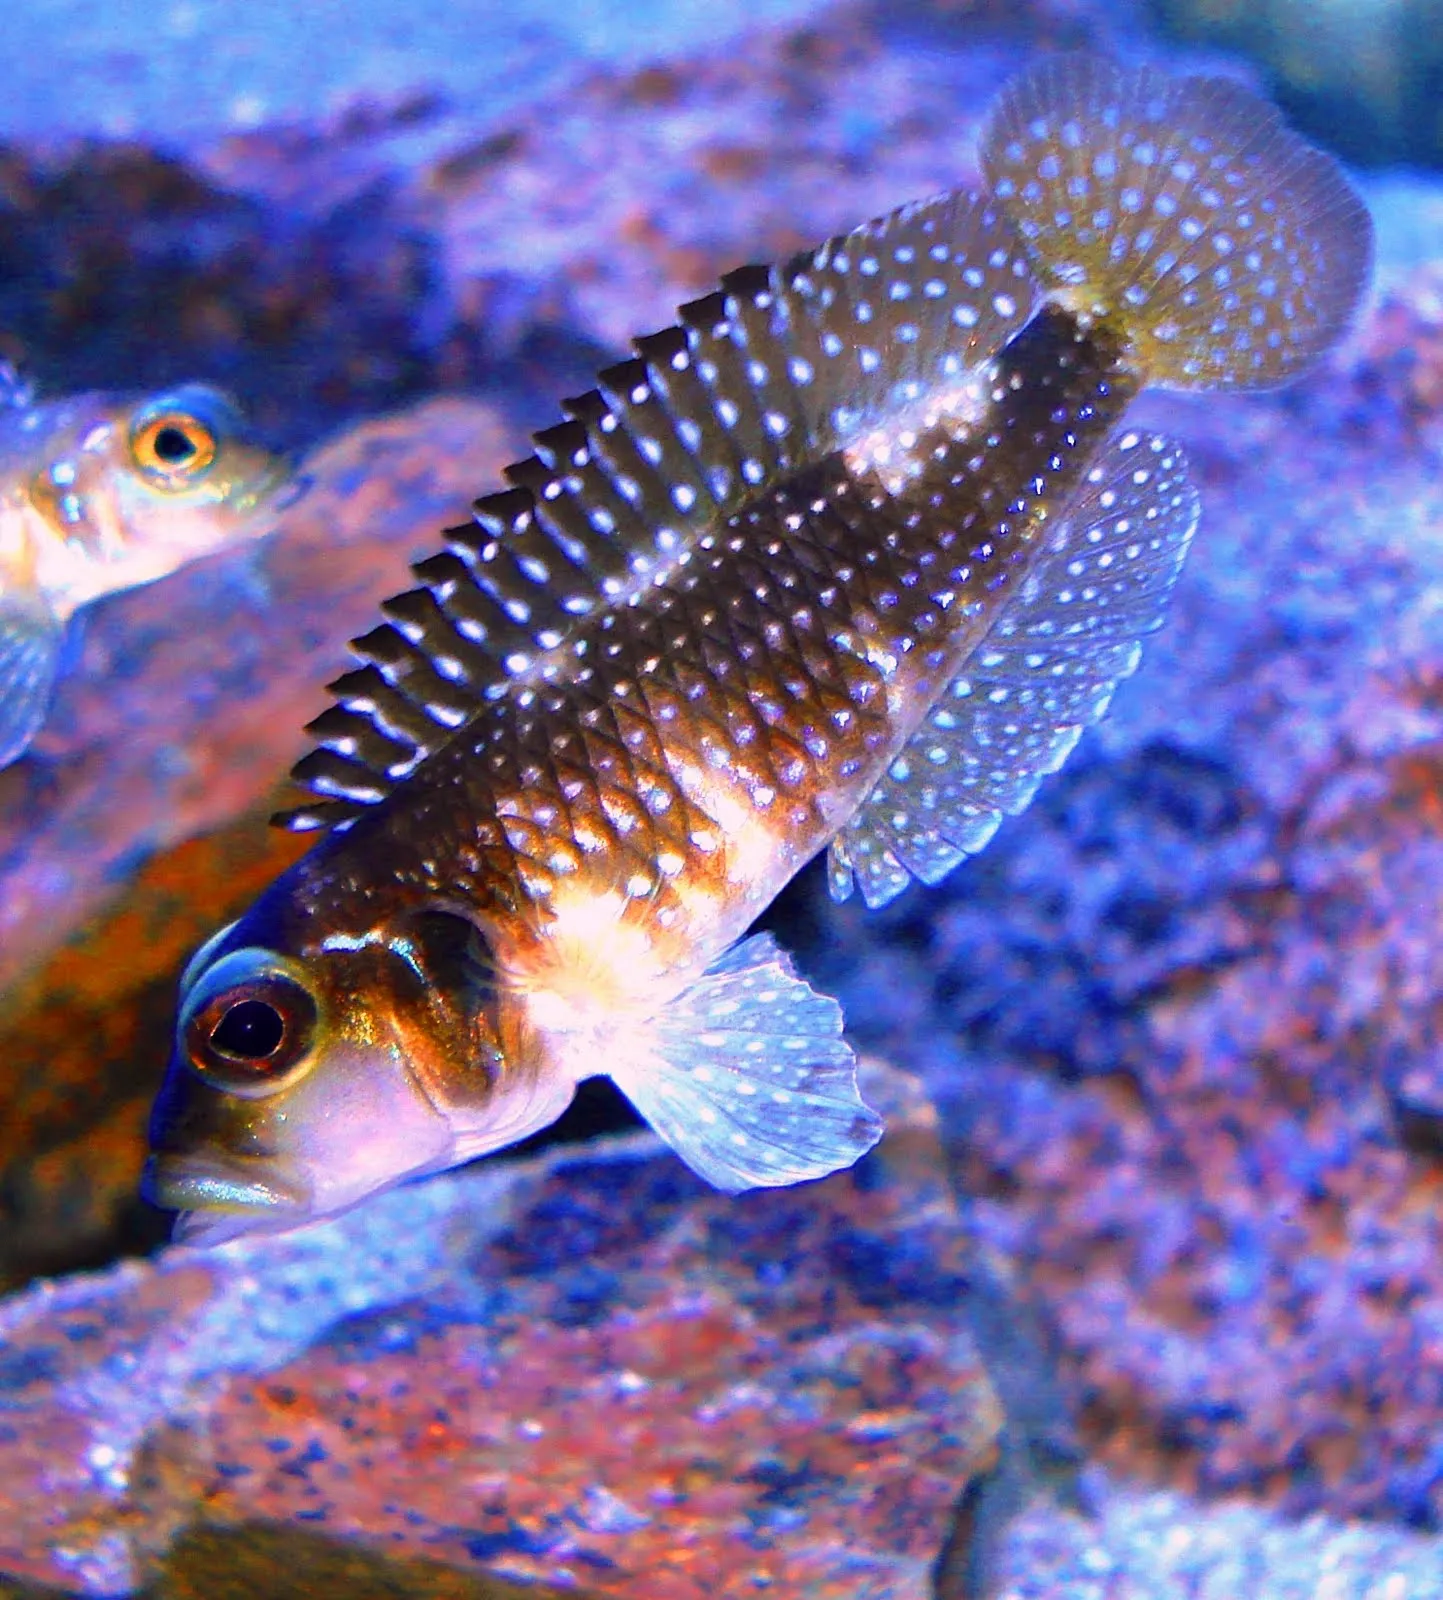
[229,949,471,1216]
[277,1021,462,1216]
[147,1046,282,1165]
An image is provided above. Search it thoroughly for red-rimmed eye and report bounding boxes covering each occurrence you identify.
[185,972,317,1093]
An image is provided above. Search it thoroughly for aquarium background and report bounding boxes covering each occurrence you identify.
[3,0,1443,1594]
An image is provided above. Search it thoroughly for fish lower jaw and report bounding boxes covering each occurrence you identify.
[143,1153,309,1224]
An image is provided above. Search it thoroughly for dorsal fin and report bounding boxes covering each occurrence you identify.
[828,428,1200,907]
[279,189,1037,831]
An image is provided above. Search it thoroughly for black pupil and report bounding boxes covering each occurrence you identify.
[211,998,285,1061]
[153,424,196,463]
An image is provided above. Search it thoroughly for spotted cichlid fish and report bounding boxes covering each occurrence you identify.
[0,373,289,768]
[145,58,1371,1243]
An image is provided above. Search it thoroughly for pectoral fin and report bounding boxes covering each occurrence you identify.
[0,597,63,768]
[608,933,883,1193]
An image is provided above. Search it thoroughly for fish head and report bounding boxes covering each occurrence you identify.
[110,381,291,548]
[143,894,521,1246]
[25,382,291,594]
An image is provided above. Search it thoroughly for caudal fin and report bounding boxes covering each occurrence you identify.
[981,56,1372,391]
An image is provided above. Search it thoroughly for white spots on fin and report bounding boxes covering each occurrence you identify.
[782,188,1036,462]
[607,933,883,1191]
[288,144,1047,835]
[979,55,1373,391]
[830,429,1200,907]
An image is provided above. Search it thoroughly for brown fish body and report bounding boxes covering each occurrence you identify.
[146,58,1372,1241]
[291,309,1135,1038]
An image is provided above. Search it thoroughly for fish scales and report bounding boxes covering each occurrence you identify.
[144,57,1373,1241]
[287,305,1135,970]
[283,189,1035,830]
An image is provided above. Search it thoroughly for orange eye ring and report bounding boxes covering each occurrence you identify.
[130,410,218,484]
[184,973,318,1096]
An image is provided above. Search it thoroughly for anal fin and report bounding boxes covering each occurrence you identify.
[0,596,64,769]
[830,428,1200,907]
[607,933,883,1193]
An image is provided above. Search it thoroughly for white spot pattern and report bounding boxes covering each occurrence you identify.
[286,177,1039,830]
[609,933,883,1192]
[829,429,1200,907]
[980,55,1372,391]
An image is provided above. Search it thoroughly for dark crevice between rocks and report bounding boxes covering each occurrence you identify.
[0,1190,173,1289]
[928,1151,1091,1598]
[1387,1053,1443,1162]
[932,1412,1095,1600]
[0,1520,601,1600]
[507,1074,644,1160]
[931,1446,1023,1600]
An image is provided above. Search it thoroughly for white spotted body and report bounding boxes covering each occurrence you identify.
[145,58,1372,1243]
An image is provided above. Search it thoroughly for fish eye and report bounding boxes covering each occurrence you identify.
[184,968,318,1097]
[130,408,218,484]
[211,997,286,1058]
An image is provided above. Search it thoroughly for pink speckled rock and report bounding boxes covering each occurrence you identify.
[0,1063,1001,1598]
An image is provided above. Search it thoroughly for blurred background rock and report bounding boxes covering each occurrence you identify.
[1148,0,1443,167]
[4,0,1443,1594]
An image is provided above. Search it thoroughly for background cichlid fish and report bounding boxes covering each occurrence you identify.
[145,57,1372,1245]
[0,373,290,768]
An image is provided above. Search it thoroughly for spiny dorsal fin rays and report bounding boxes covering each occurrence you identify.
[278,191,1038,832]
[828,428,1200,908]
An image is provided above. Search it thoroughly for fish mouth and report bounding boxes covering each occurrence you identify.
[142,1154,310,1240]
